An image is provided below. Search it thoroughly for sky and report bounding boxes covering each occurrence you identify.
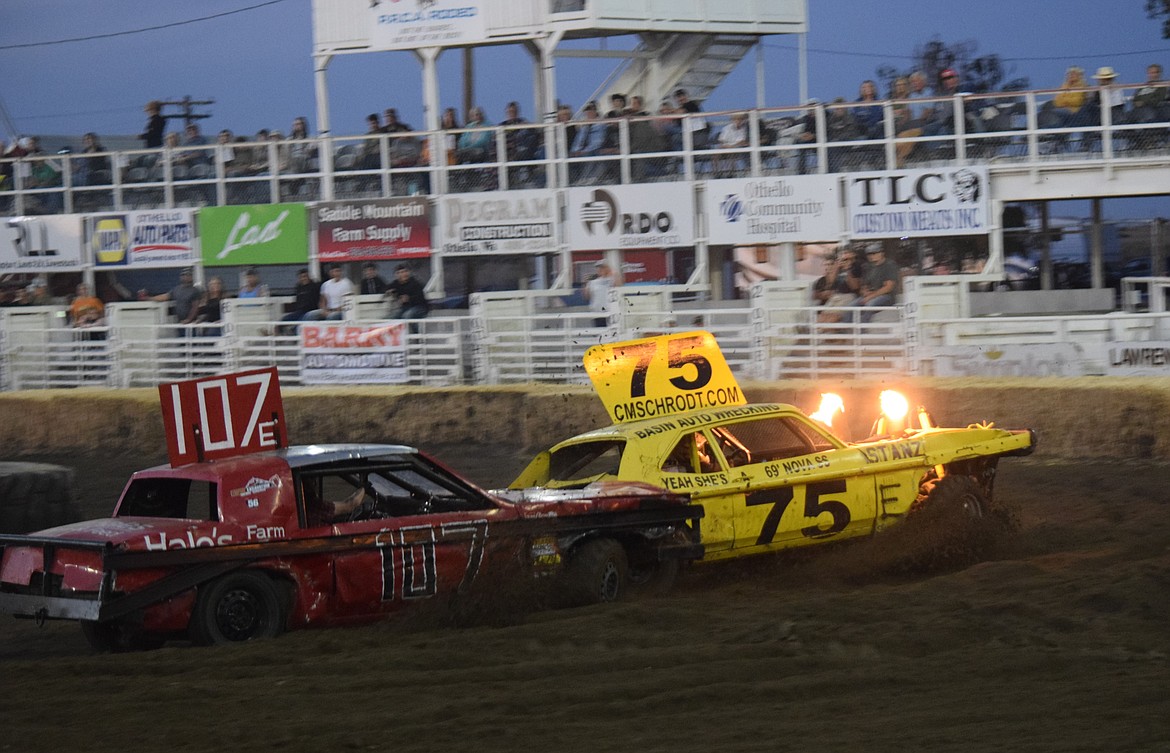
[1,0,1168,216]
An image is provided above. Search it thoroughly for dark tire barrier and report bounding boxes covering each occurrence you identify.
[0,462,78,534]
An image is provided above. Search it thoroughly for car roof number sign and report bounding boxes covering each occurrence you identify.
[158,367,288,466]
[583,330,746,423]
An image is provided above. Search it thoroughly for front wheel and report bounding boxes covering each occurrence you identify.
[558,538,628,607]
[189,570,285,646]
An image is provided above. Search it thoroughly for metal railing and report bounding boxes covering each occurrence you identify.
[4,82,1170,214]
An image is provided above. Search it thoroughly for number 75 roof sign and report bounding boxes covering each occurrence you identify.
[158,367,288,467]
[583,331,746,424]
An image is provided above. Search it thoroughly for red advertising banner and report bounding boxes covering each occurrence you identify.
[158,367,287,467]
[314,197,432,262]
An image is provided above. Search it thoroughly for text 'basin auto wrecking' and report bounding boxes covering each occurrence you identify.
[0,367,703,651]
[512,330,1035,562]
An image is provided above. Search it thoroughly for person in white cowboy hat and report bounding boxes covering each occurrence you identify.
[1092,65,1127,121]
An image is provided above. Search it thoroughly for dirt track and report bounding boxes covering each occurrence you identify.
[1,449,1168,752]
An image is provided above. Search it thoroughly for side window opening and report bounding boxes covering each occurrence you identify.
[662,432,722,475]
[118,478,218,520]
[548,440,625,484]
[717,417,825,464]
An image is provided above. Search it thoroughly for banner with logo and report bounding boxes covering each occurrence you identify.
[85,210,196,268]
[0,214,84,272]
[566,183,694,250]
[438,190,557,255]
[1103,341,1170,376]
[369,0,486,51]
[315,198,431,262]
[846,167,989,239]
[199,203,308,267]
[706,175,841,245]
[300,323,409,384]
[924,343,1088,377]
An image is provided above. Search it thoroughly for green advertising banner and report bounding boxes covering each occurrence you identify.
[199,203,309,266]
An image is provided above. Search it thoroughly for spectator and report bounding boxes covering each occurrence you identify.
[360,114,383,170]
[851,79,883,138]
[194,276,226,335]
[140,267,203,327]
[653,99,683,151]
[584,261,616,327]
[456,106,493,163]
[386,264,429,319]
[305,263,354,321]
[177,123,209,171]
[851,245,900,323]
[237,267,266,298]
[216,129,243,176]
[139,100,166,149]
[382,108,412,134]
[893,77,925,166]
[1091,66,1126,123]
[602,93,628,152]
[907,71,935,125]
[1132,63,1168,121]
[628,97,666,158]
[422,107,460,166]
[268,130,290,173]
[360,262,388,295]
[673,88,710,148]
[500,101,537,163]
[813,249,859,323]
[569,101,608,183]
[923,68,975,136]
[556,103,577,157]
[22,136,63,213]
[1051,66,1091,127]
[69,283,106,326]
[74,132,111,187]
[287,116,315,174]
[717,111,750,149]
[28,280,51,305]
[281,268,321,328]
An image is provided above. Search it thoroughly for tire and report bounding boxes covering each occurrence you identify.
[558,538,628,607]
[189,571,285,646]
[0,462,77,534]
[625,549,680,598]
[898,475,994,571]
[80,620,165,653]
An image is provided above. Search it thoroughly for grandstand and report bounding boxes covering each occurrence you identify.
[2,1,1169,389]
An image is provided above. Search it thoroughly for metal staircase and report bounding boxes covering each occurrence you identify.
[587,32,759,108]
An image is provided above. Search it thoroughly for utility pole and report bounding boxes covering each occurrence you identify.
[160,96,215,127]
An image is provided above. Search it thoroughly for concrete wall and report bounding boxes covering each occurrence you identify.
[1,379,1167,461]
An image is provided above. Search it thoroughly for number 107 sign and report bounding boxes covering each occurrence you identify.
[158,367,288,466]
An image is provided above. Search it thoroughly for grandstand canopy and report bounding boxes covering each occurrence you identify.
[310,0,808,132]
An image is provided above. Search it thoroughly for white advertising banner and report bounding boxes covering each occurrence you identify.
[0,215,84,272]
[300,323,409,384]
[566,183,695,250]
[1103,341,1170,376]
[925,343,1088,377]
[438,190,557,255]
[705,175,841,245]
[846,167,990,239]
[85,210,197,268]
[369,0,486,51]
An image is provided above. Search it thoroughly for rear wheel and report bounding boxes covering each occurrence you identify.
[626,551,680,598]
[559,538,628,607]
[190,571,285,646]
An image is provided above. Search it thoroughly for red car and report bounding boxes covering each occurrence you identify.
[0,444,701,650]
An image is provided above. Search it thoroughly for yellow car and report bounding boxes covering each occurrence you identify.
[512,331,1035,563]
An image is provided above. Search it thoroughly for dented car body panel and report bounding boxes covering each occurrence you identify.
[512,403,1034,561]
[0,444,702,641]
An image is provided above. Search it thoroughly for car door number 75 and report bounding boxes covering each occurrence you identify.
[745,479,850,545]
